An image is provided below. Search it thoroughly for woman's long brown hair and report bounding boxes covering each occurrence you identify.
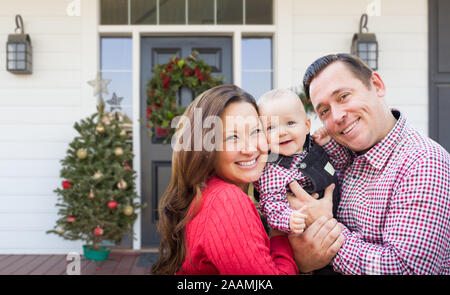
[151,84,258,275]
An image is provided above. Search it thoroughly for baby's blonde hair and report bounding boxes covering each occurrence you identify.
[258,88,299,105]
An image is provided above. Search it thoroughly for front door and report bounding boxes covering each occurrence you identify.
[429,0,450,152]
[140,37,232,247]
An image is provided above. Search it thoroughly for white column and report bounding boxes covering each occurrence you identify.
[132,30,142,250]
[233,30,242,87]
[273,0,293,88]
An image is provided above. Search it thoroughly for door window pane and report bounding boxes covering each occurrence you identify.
[188,0,214,24]
[131,0,157,24]
[160,0,186,24]
[101,0,128,25]
[242,72,272,100]
[100,37,133,122]
[101,38,133,70]
[242,37,272,100]
[217,0,243,24]
[246,0,272,24]
[242,38,272,69]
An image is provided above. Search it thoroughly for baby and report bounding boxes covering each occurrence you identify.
[253,89,340,234]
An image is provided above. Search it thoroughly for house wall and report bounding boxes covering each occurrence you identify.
[291,0,428,135]
[0,0,429,254]
[0,0,97,254]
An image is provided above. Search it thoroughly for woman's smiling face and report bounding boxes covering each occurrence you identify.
[214,101,268,190]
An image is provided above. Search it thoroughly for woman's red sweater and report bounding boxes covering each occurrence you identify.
[176,176,299,275]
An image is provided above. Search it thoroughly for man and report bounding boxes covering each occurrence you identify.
[288,53,450,274]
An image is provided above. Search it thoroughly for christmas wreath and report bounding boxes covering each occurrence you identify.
[145,51,224,142]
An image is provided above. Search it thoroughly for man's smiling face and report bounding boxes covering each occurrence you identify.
[309,61,388,153]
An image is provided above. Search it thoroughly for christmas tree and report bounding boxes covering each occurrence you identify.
[47,100,144,251]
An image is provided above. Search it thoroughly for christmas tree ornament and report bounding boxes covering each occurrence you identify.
[67,215,75,224]
[107,200,118,210]
[87,72,111,97]
[96,124,105,134]
[62,180,72,189]
[56,225,65,234]
[117,179,128,190]
[76,148,88,159]
[93,171,103,180]
[120,129,127,137]
[122,161,131,171]
[123,205,134,216]
[88,188,95,199]
[114,147,124,157]
[93,226,103,236]
[106,92,124,112]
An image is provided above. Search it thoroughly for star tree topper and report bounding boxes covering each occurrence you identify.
[87,72,111,99]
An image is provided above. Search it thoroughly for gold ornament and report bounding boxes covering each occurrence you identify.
[120,129,127,137]
[96,124,105,134]
[117,179,128,190]
[123,205,134,216]
[76,148,88,159]
[93,171,103,180]
[114,147,124,157]
[88,188,95,199]
[56,225,65,234]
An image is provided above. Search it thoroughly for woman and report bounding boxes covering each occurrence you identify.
[151,84,298,275]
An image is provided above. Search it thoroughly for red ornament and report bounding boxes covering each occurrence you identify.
[93,226,103,236]
[107,200,118,210]
[62,180,72,189]
[66,215,75,224]
[122,161,131,171]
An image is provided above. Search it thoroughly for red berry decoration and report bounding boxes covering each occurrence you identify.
[66,215,75,224]
[62,180,72,189]
[93,226,103,236]
[107,200,118,210]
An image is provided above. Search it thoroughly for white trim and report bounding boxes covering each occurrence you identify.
[273,0,293,88]
[131,30,142,250]
[233,30,242,87]
[98,25,276,34]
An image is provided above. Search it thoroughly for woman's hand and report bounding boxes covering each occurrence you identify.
[288,216,345,273]
[287,181,334,227]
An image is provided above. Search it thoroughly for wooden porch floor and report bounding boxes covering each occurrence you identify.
[0,251,152,275]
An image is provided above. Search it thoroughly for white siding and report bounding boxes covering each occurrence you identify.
[0,0,97,254]
[291,0,428,135]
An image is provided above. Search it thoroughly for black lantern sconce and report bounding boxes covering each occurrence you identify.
[351,13,378,70]
[6,15,32,74]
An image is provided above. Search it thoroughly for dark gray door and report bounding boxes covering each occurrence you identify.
[140,37,232,247]
[429,0,450,152]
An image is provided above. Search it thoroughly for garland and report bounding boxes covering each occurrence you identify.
[145,51,224,142]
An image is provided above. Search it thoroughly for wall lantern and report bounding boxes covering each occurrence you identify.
[351,13,378,70]
[6,15,32,74]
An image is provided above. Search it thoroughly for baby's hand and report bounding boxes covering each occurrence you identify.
[289,210,307,234]
[312,127,331,146]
